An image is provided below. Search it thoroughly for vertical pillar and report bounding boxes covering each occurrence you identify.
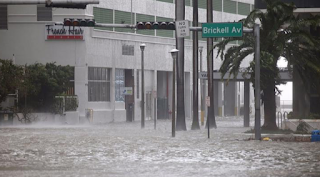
[244,80,250,127]
[175,0,187,131]
[217,82,223,117]
[254,24,261,140]
[153,70,157,129]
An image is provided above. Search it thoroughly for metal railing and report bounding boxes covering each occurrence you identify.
[277,111,289,129]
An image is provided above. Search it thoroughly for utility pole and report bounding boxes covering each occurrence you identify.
[206,0,217,130]
[254,24,261,140]
[191,0,200,130]
[175,0,187,131]
[199,46,205,126]
[170,49,179,137]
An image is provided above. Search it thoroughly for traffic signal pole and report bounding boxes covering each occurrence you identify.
[55,22,136,28]
[206,0,217,137]
[175,0,187,131]
[191,0,200,130]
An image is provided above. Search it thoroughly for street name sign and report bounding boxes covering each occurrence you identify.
[176,20,190,38]
[202,22,243,38]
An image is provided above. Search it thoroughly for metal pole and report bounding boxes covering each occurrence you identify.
[206,0,216,138]
[199,47,205,126]
[154,96,157,130]
[254,24,261,140]
[191,0,200,130]
[175,0,187,131]
[170,49,178,137]
[172,54,176,137]
[244,80,250,127]
[140,44,146,129]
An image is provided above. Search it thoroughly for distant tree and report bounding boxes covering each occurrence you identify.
[213,0,320,130]
[19,62,74,112]
[0,59,23,104]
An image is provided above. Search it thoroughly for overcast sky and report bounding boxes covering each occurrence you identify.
[277,57,292,101]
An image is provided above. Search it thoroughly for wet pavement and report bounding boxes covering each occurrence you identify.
[0,117,319,177]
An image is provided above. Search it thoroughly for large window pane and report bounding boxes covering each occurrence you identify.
[0,5,8,30]
[115,69,125,102]
[224,0,236,14]
[88,67,111,102]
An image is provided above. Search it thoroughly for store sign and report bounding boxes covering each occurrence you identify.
[45,25,84,40]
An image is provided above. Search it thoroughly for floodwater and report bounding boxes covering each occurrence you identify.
[0,117,319,177]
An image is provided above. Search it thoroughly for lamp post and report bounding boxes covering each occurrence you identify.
[199,46,205,126]
[170,49,179,137]
[140,43,146,129]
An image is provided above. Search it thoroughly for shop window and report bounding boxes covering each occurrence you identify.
[115,69,125,102]
[88,67,111,102]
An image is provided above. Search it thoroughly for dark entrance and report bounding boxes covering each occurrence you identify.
[125,69,134,122]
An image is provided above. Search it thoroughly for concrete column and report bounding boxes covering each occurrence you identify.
[185,72,191,119]
[111,66,116,122]
[152,70,157,121]
[217,82,223,117]
[244,80,250,127]
[235,82,240,116]
[224,81,236,116]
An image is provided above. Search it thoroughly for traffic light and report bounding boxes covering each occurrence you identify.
[136,22,175,30]
[64,18,95,27]
[45,0,100,9]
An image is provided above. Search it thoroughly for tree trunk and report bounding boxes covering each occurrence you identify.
[262,81,278,130]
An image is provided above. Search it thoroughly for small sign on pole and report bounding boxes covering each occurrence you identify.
[176,20,190,38]
[120,87,133,95]
[199,71,208,79]
[206,96,210,107]
[153,90,157,98]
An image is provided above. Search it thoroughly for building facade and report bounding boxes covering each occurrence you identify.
[0,0,255,123]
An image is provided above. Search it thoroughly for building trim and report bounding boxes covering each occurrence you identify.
[8,14,36,17]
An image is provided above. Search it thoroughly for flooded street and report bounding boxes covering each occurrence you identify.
[0,117,319,177]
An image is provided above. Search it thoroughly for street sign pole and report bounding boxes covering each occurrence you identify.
[254,24,261,140]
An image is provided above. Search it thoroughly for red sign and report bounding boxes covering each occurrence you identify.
[47,35,83,40]
[46,25,84,40]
